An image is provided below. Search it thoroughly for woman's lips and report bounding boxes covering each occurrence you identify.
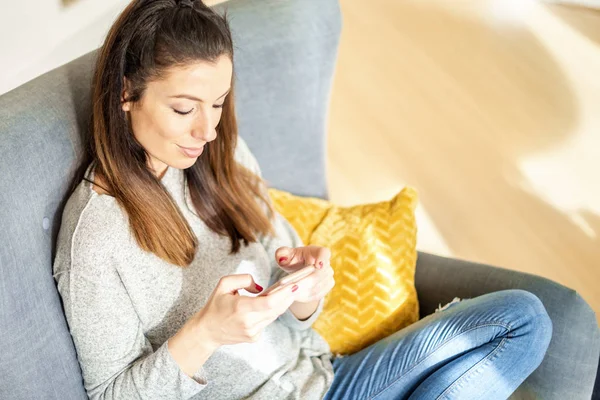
[178,145,204,158]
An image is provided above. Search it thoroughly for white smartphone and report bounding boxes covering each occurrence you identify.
[259,265,317,296]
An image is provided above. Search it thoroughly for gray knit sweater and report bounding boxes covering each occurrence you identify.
[52,137,334,400]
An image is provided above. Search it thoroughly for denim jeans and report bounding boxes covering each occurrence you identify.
[322,289,553,400]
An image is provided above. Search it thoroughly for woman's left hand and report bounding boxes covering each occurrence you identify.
[273,245,335,304]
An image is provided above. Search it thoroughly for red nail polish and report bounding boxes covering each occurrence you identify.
[279,257,288,263]
[291,285,298,292]
[319,261,323,268]
[255,283,263,291]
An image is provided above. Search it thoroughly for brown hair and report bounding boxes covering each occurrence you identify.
[74,0,275,267]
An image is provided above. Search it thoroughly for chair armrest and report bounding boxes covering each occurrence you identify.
[414,251,599,399]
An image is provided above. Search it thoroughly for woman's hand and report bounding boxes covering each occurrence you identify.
[274,245,335,304]
[194,274,298,347]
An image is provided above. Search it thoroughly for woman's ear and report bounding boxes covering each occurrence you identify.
[121,76,132,112]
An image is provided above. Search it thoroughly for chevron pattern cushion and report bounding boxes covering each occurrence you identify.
[268,188,331,245]
[268,187,420,356]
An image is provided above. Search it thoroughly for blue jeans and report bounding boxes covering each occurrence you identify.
[323,290,553,400]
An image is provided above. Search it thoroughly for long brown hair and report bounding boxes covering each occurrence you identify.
[74,0,275,267]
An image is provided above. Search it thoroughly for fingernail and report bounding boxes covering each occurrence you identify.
[279,257,288,263]
[291,284,298,292]
[255,283,263,291]
[319,261,323,269]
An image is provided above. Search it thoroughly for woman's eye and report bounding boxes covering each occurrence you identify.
[173,104,223,115]
[173,108,193,115]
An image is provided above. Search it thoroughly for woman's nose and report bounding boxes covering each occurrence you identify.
[191,113,217,142]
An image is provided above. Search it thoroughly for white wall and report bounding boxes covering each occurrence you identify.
[0,0,227,95]
[0,0,133,95]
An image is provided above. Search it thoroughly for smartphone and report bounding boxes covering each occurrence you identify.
[259,265,317,296]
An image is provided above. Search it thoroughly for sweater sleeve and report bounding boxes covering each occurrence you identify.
[54,232,208,400]
[234,136,324,330]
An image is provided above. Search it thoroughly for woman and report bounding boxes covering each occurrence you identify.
[53,1,552,399]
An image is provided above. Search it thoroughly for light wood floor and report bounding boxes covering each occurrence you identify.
[327,0,600,321]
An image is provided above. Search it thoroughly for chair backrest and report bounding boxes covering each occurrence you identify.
[0,1,341,398]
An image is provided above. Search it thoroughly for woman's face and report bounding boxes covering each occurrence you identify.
[122,54,233,177]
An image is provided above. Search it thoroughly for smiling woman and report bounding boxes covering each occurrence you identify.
[52,2,341,399]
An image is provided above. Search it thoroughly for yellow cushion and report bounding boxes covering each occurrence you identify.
[268,187,420,356]
[268,189,331,245]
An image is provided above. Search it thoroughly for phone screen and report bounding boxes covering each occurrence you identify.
[259,265,317,296]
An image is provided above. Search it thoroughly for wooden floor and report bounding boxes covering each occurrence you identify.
[327,0,600,321]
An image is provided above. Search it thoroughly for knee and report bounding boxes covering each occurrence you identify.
[503,289,553,353]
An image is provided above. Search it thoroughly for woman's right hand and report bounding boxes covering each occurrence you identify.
[192,274,299,348]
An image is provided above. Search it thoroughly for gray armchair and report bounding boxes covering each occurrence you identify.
[0,0,597,399]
